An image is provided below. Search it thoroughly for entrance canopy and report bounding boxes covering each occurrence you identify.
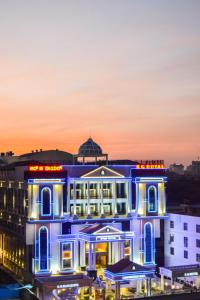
[78,224,134,243]
[35,273,92,289]
[104,259,154,282]
[160,264,200,280]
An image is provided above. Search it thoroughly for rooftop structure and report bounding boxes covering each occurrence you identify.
[74,137,108,164]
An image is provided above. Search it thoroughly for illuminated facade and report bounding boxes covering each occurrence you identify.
[0,142,167,299]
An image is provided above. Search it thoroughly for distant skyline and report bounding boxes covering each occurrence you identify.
[0,0,200,165]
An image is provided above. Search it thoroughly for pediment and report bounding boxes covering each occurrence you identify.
[94,225,122,235]
[81,166,124,178]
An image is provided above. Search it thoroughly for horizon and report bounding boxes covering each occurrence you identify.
[0,1,200,165]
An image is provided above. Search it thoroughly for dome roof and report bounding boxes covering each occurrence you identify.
[78,138,103,156]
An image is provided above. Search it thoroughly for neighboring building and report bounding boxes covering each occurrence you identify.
[186,160,200,177]
[0,139,167,299]
[0,149,74,165]
[169,164,184,175]
[165,212,200,267]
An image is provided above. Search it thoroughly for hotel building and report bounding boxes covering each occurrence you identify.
[0,139,167,299]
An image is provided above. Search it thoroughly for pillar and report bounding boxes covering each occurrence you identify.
[115,282,120,300]
[148,278,152,296]
[160,274,164,291]
[136,280,142,295]
[88,243,93,270]
[74,240,79,270]
[73,181,77,218]
[100,181,105,217]
[80,241,86,267]
[92,243,96,270]
[87,181,91,218]
[127,181,132,216]
[67,180,71,215]
[108,242,112,264]
[120,242,124,260]
[113,180,118,217]
[130,238,134,261]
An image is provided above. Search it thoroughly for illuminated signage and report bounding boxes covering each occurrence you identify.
[136,164,164,169]
[28,166,63,172]
[184,272,198,277]
[122,275,145,280]
[96,236,120,241]
[57,283,79,289]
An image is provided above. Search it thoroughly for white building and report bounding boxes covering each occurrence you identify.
[165,213,200,267]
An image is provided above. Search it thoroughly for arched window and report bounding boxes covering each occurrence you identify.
[39,226,48,271]
[148,186,157,212]
[41,187,51,216]
[144,222,153,264]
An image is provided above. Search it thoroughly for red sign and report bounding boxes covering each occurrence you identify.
[136,164,164,169]
[28,166,63,172]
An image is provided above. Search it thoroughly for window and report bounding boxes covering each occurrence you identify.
[144,223,153,263]
[196,239,200,248]
[62,243,73,269]
[170,221,174,228]
[116,183,126,198]
[184,250,188,259]
[41,187,51,216]
[183,223,188,231]
[39,227,48,271]
[196,225,200,233]
[148,186,157,212]
[184,237,188,248]
[170,247,174,255]
[170,234,174,242]
[196,253,200,262]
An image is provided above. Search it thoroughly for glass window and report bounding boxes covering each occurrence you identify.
[196,253,200,262]
[62,243,73,269]
[183,223,188,231]
[39,227,48,271]
[116,183,126,198]
[41,187,51,216]
[196,225,200,233]
[184,250,188,259]
[170,221,174,228]
[148,186,157,212]
[196,239,200,248]
[144,223,153,263]
[170,234,174,242]
[170,247,174,255]
[184,237,188,248]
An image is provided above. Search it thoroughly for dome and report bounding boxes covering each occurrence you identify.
[78,138,103,156]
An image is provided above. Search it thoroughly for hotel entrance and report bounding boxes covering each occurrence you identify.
[77,224,134,275]
[96,243,108,268]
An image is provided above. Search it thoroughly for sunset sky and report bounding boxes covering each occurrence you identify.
[0,1,200,166]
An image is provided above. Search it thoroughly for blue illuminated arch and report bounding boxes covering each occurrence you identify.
[41,187,51,216]
[144,222,153,264]
[147,185,157,212]
[39,226,48,271]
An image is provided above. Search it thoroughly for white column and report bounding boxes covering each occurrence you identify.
[130,238,134,261]
[88,243,93,270]
[113,181,118,217]
[100,181,105,217]
[80,241,86,267]
[160,274,164,291]
[67,180,71,215]
[87,181,91,217]
[108,242,112,264]
[92,243,96,270]
[127,181,131,216]
[74,240,79,270]
[120,242,124,260]
[73,181,77,216]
